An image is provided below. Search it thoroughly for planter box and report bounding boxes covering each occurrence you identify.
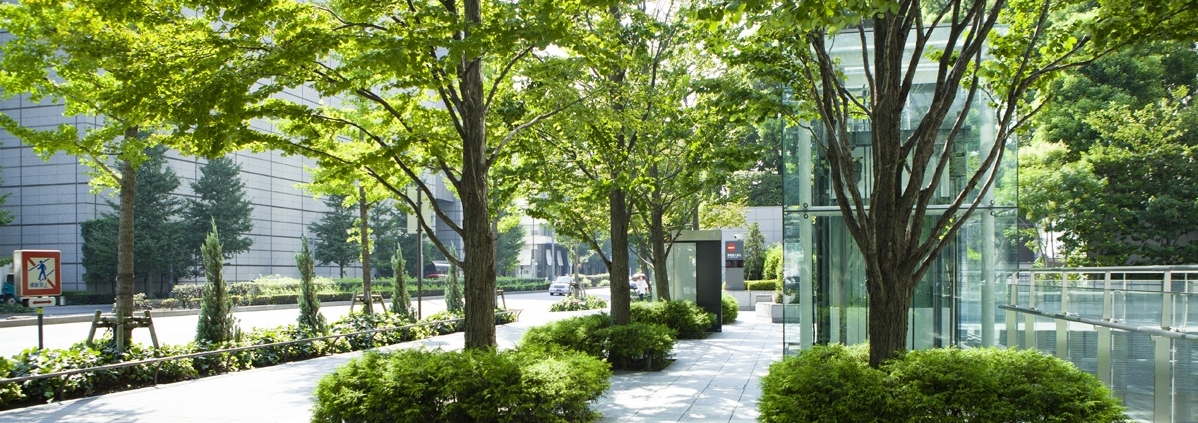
[755,302,800,323]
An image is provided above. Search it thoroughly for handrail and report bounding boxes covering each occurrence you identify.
[1008,265,1198,273]
[998,304,1198,341]
[0,309,521,386]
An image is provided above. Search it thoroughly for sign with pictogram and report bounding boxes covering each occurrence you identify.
[725,241,744,260]
[14,250,62,297]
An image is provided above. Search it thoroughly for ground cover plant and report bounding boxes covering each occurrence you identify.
[629,300,715,339]
[520,313,676,371]
[311,347,612,423]
[721,293,738,324]
[758,343,1127,423]
[0,309,519,410]
[549,295,608,312]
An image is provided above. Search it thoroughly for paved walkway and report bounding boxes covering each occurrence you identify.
[0,311,783,423]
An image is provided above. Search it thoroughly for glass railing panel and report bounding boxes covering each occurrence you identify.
[1069,287,1106,321]
[1111,330,1155,422]
[1120,291,1165,328]
[1183,292,1198,334]
[1176,338,1198,423]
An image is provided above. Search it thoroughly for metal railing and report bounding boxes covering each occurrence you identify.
[1003,266,1197,423]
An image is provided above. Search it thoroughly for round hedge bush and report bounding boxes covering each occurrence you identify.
[721,294,738,324]
[759,344,1127,423]
[311,347,611,423]
[630,300,714,338]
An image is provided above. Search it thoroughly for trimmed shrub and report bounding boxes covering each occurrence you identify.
[758,343,889,423]
[744,279,779,291]
[521,314,675,371]
[598,323,676,370]
[310,348,611,423]
[60,291,115,305]
[630,300,714,339]
[721,294,738,324]
[0,303,32,315]
[758,344,1128,423]
[521,314,612,358]
[885,348,1126,422]
[549,295,608,312]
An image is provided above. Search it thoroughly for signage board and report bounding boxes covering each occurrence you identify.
[13,250,62,297]
[725,241,744,260]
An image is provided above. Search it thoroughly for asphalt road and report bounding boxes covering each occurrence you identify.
[0,288,614,358]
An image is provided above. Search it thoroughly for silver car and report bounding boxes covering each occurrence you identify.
[548,276,573,296]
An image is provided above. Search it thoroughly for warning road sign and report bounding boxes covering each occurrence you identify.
[13,250,62,297]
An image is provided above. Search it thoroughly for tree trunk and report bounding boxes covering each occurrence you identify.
[866,269,915,368]
[115,128,137,347]
[358,186,372,315]
[649,204,670,301]
[609,187,632,325]
[460,0,497,349]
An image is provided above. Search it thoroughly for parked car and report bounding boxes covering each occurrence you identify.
[549,276,574,296]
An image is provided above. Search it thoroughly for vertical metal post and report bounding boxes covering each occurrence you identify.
[797,128,813,351]
[1025,278,1037,349]
[1006,280,1017,348]
[1098,271,1112,385]
[1155,272,1174,423]
[37,307,44,350]
[1056,271,1069,359]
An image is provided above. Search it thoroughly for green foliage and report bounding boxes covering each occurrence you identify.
[295,236,328,337]
[762,243,784,283]
[311,348,610,423]
[721,293,738,324]
[520,314,676,371]
[743,223,768,280]
[744,279,779,291]
[80,146,188,294]
[597,323,676,371]
[390,246,414,319]
[444,261,463,314]
[1024,41,1198,266]
[548,295,608,312]
[758,344,1127,423]
[195,222,238,344]
[308,195,358,277]
[758,343,888,423]
[182,156,254,275]
[630,300,715,339]
[496,213,526,277]
[0,303,33,315]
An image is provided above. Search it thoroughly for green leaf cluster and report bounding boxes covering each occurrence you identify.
[758,344,1127,423]
[311,347,611,423]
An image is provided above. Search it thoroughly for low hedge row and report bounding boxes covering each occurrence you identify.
[548,295,608,312]
[743,279,779,291]
[758,343,1127,422]
[0,309,519,410]
[312,347,611,423]
[630,300,715,339]
[520,314,676,371]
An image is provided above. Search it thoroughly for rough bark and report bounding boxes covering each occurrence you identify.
[460,0,496,349]
[609,187,632,325]
[358,186,372,315]
[649,203,671,301]
[114,128,137,347]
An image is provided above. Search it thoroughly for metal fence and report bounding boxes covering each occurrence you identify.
[1002,266,1197,423]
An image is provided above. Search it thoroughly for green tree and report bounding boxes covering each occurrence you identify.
[1023,42,1198,265]
[174,0,607,349]
[445,261,463,314]
[309,195,358,277]
[195,221,238,345]
[719,0,1198,367]
[369,202,405,278]
[79,147,187,296]
[390,246,414,320]
[495,212,525,277]
[130,146,187,295]
[296,235,329,336]
[743,223,767,280]
[182,156,254,275]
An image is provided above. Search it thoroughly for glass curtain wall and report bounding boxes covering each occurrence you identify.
[781,33,1018,353]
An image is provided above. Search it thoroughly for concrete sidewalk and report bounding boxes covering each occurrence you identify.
[0,313,783,423]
